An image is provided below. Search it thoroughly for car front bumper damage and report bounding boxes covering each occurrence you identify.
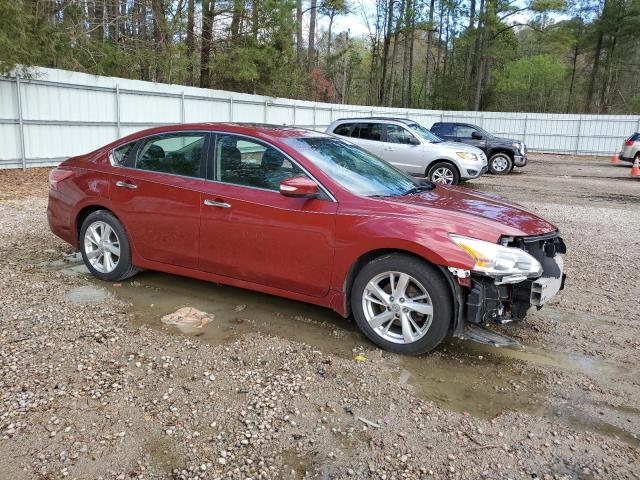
[451,233,566,346]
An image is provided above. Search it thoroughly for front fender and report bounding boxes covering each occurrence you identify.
[330,212,475,291]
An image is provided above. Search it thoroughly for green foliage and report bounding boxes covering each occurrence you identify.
[495,55,567,111]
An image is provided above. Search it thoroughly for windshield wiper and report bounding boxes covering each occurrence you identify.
[403,184,435,195]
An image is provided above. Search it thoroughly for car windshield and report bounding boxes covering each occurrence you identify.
[406,123,443,143]
[284,137,427,197]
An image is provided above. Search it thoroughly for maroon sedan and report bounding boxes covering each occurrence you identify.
[48,123,566,354]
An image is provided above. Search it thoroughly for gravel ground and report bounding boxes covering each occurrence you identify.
[1,155,639,479]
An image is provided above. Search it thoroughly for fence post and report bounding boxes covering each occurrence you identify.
[574,116,582,155]
[292,104,296,126]
[522,115,528,144]
[114,84,121,139]
[15,74,27,170]
[229,97,234,122]
[312,104,317,130]
[439,111,444,122]
[264,100,268,123]
[180,91,185,123]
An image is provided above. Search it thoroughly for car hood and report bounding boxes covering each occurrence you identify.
[491,136,521,146]
[437,141,485,155]
[380,185,557,239]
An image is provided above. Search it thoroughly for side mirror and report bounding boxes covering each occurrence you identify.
[471,131,483,140]
[280,175,319,199]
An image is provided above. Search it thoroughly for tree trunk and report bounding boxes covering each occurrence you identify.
[199,0,215,88]
[94,0,105,40]
[186,0,195,85]
[566,41,578,113]
[230,0,243,41]
[423,0,435,108]
[308,0,317,70]
[252,0,259,40]
[401,0,413,108]
[461,0,476,93]
[598,33,617,114]
[388,0,405,107]
[585,31,603,113]
[151,0,167,82]
[379,0,394,105]
[296,0,303,66]
[327,10,335,61]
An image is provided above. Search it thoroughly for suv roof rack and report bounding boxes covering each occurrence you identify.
[334,117,414,124]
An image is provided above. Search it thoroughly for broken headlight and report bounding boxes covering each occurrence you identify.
[448,234,542,280]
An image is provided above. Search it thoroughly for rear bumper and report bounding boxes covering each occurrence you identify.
[47,192,76,248]
[619,154,635,163]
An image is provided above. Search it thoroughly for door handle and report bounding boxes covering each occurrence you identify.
[203,199,231,208]
[115,180,137,189]
[384,146,395,151]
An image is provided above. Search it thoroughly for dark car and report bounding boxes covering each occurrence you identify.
[48,123,565,355]
[431,122,527,175]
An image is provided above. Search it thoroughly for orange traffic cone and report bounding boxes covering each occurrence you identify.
[631,158,640,177]
[610,153,620,164]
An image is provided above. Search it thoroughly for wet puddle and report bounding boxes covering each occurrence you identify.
[53,259,639,445]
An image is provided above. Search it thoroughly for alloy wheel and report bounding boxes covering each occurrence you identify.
[83,221,121,273]
[491,156,509,172]
[362,271,434,344]
[432,167,455,184]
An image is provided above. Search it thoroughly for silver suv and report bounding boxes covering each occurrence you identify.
[325,118,488,184]
[620,133,640,163]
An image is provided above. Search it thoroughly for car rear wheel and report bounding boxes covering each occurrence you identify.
[427,162,460,185]
[351,254,452,355]
[488,153,513,175]
[80,210,139,282]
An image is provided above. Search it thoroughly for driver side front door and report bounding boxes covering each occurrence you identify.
[197,134,338,298]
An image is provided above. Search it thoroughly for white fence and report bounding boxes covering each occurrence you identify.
[1,67,639,169]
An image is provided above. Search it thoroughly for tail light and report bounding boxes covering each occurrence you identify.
[49,168,73,189]
[625,139,635,146]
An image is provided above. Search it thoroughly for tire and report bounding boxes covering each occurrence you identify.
[427,162,460,185]
[79,210,139,282]
[351,253,453,355]
[488,153,513,175]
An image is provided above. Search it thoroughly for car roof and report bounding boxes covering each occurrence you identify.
[332,117,416,125]
[117,122,329,145]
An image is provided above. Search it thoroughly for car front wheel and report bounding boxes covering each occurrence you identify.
[351,254,452,355]
[488,153,513,175]
[427,162,460,185]
[80,210,139,282]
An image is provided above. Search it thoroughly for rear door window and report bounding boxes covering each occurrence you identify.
[111,141,136,166]
[135,133,206,178]
[333,123,354,137]
[352,123,383,141]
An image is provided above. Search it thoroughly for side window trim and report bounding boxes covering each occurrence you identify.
[210,131,336,202]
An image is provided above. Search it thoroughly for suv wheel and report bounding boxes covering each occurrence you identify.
[428,162,460,185]
[488,153,513,175]
[80,210,139,282]
[351,254,452,355]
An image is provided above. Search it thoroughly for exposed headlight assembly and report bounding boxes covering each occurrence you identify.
[456,151,477,161]
[448,234,542,283]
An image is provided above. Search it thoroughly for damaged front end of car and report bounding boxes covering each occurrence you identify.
[447,232,566,346]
